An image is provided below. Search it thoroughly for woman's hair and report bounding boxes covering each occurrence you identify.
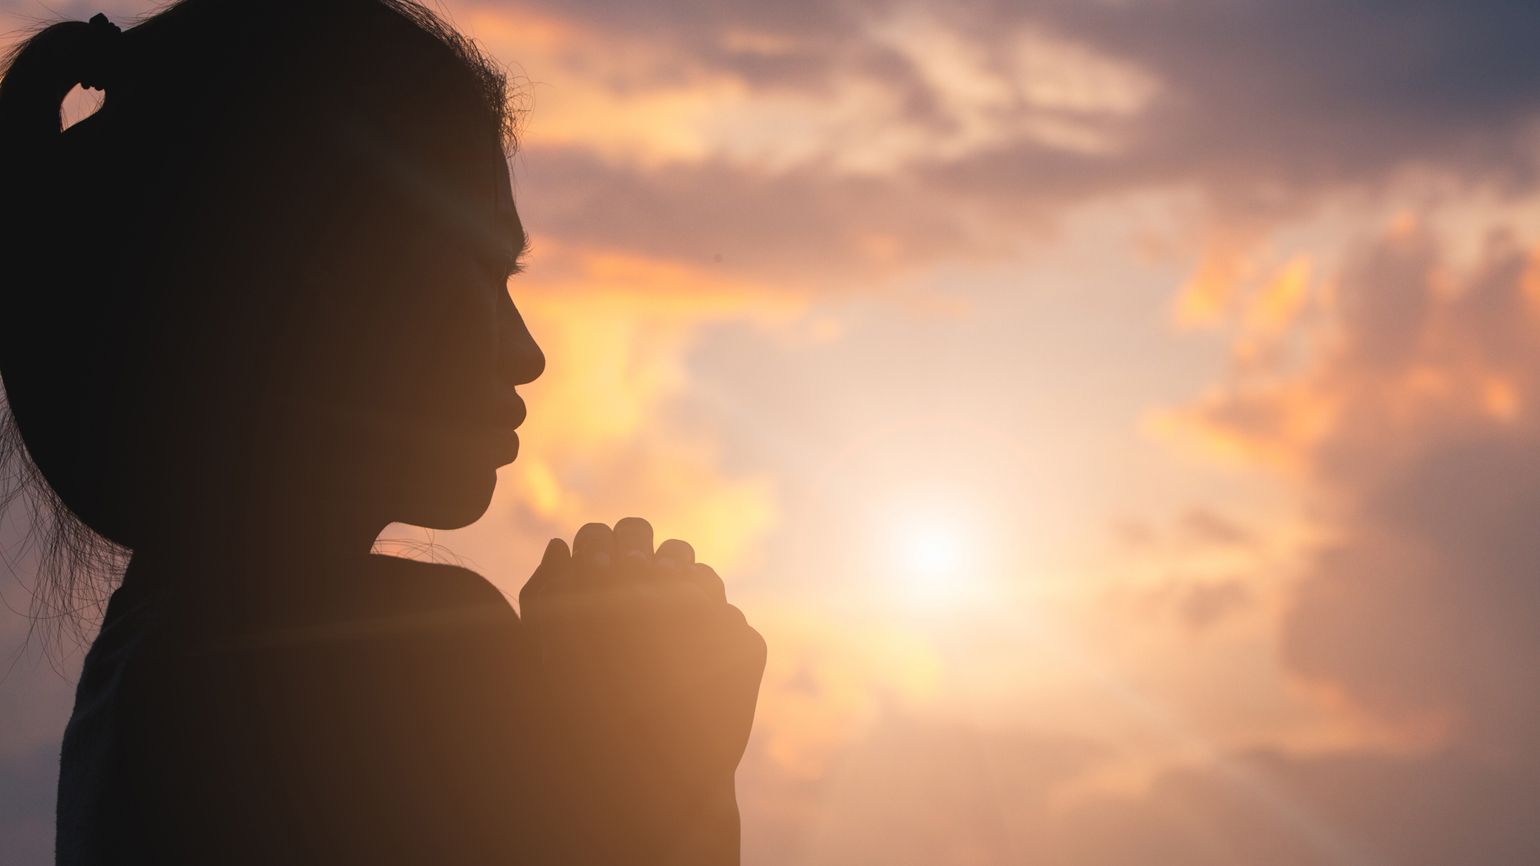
[0,0,520,646]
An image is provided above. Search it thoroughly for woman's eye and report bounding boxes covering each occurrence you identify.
[482,256,517,283]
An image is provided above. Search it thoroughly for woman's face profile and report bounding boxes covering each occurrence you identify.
[281,132,545,532]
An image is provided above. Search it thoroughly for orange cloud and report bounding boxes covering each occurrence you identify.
[1172,231,1262,329]
[1143,382,1337,474]
[1244,255,1312,336]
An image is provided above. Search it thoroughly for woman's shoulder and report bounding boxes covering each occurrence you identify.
[360,554,518,621]
[185,554,522,655]
[99,556,539,862]
[292,554,524,651]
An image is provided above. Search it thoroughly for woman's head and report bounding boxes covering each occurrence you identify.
[0,0,543,568]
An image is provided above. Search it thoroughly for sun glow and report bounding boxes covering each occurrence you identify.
[884,511,984,607]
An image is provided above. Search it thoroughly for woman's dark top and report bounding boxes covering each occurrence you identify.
[55,554,543,865]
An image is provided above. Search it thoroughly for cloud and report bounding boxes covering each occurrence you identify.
[940,0,1540,209]
[1125,572,1255,634]
[450,0,1540,297]
[492,0,1540,174]
[1283,430,1540,761]
[1179,507,1254,549]
[1111,506,1256,553]
[1041,746,1540,866]
[513,144,991,287]
[1173,577,1253,632]
[741,709,1101,866]
[1163,220,1540,748]
[1114,206,1540,862]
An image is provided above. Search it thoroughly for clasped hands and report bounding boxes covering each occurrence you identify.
[519,517,766,863]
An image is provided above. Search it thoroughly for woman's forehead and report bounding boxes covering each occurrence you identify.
[490,148,524,254]
[493,148,517,222]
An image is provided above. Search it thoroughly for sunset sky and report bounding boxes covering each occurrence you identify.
[5,1,1540,863]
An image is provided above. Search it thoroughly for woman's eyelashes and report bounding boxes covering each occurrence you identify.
[509,233,531,277]
[483,242,527,282]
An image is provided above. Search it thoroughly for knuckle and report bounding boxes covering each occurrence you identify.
[658,538,694,558]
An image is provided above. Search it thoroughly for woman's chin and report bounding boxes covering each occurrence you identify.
[382,459,501,530]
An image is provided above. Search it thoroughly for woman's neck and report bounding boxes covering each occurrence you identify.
[126,498,387,605]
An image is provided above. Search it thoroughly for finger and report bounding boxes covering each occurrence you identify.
[572,522,614,579]
[726,614,768,671]
[519,537,571,606]
[736,620,769,696]
[687,562,728,603]
[613,516,654,566]
[655,538,695,571]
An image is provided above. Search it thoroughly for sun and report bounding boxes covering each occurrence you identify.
[902,524,962,578]
[884,513,980,606]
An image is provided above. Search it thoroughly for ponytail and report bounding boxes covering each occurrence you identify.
[0,14,122,159]
[0,13,130,652]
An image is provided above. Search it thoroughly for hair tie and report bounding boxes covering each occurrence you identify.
[78,13,121,92]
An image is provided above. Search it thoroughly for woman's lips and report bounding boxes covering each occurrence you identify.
[479,392,525,466]
[301,393,527,465]
[494,430,520,466]
[484,390,527,430]
[437,421,520,467]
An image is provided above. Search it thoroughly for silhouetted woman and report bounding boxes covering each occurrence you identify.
[0,2,766,863]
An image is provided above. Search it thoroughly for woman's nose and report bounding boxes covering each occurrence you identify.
[498,297,545,386]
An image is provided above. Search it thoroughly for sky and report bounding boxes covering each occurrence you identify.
[4,0,1540,863]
